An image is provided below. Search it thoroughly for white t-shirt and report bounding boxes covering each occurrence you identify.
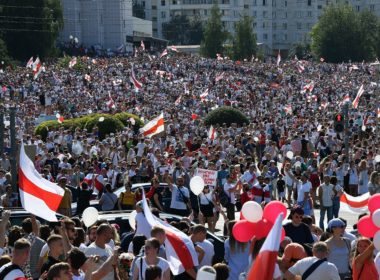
[135,212,152,238]
[298,181,312,202]
[135,257,170,280]
[136,142,146,157]
[197,239,214,267]
[170,185,189,210]
[224,182,236,205]
[199,192,213,205]
[0,262,25,280]
[288,256,340,280]
[84,243,114,280]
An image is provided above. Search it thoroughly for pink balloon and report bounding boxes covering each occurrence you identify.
[357,215,378,238]
[263,201,287,224]
[232,220,256,242]
[368,194,380,213]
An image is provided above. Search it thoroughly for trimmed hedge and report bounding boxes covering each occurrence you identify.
[35,112,142,140]
[204,106,249,126]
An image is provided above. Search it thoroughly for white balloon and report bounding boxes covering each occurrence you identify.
[190,176,205,195]
[286,151,294,159]
[362,125,366,132]
[82,207,98,227]
[129,210,137,230]
[55,113,61,118]
[373,209,380,227]
[88,109,93,114]
[374,230,380,251]
[241,201,263,223]
[253,137,259,142]
[99,117,105,122]
[375,155,380,163]
[317,124,322,132]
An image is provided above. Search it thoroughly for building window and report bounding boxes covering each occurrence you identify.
[253,0,257,6]
[273,22,277,29]
[263,11,267,18]
[317,5,322,9]
[308,0,311,5]
[152,5,157,9]
[272,11,276,19]
[253,11,257,17]
[161,11,166,18]
[370,5,375,11]
[263,0,266,6]
[143,1,145,7]
[297,22,302,29]
[263,33,268,40]
[307,11,312,17]
[297,11,302,18]
[356,5,360,11]
[285,1,287,6]
[205,9,208,15]
[262,22,266,28]
[273,34,277,39]
[284,33,287,40]
[272,0,276,6]
[244,4,249,9]
[153,28,158,32]
[282,23,287,29]
[152,17,157,21]
[253,22,257,28]
[161,0,165,5]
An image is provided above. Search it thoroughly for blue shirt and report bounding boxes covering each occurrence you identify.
[224,239,250,280]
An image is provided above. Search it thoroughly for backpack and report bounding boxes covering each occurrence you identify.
[0,264,22,279]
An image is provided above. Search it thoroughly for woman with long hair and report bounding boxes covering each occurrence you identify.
[368,171,380,195]
[352,238,379,280]
[224,221,250,280]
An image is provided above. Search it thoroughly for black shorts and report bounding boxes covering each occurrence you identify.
[200,203,214,218]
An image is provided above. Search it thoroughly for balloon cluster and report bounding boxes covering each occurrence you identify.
[357,194,380,250]
[232,201,287,242]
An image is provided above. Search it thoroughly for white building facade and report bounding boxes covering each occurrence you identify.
[138,0,380,53]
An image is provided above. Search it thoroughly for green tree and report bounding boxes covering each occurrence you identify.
[201,3,227,58]
[288,43,311,60]
[163,15,203,45]
[0,38,12,65]
[232,15,257,60]
[0,0,63,61]
[311,4,360,62]
[357,9,379,62]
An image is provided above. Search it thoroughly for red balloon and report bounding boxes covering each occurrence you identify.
[254,219,273,240]
[357,215,378,238]
[263,201,287,224]
[232,220,256,242]
[368,194,380,213]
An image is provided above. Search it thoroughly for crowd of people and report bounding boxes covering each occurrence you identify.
[0,49,379,280]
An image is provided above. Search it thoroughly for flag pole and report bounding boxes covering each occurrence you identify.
[10,107,18,192]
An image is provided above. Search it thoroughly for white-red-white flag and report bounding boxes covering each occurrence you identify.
[352,84,364,109]
[200,88,209,101]
[216,53,223,61]
[19,143,64,221]
[69,57,77,68]
[84,74,91,82]
[276,50,281,67]
[130,64,142,89]
[215,72,225,83]
[33,58,43,80]
[56,113,64,124]
[26,56,34,68]
[377,107,380,118]
[142,191,198,275]
[340,192,368,214]
[297,61,305,73]
[82,173,104,192]
[247,213,283,280]
[141,41,145,51]
[140,113,164,138]
[284,104,292,115]
[174,95,182,106]
[106,93,116,109]
[168,46,178,52]
[301,81,314,93]
[160,49,168,58]
[208,125,217,140]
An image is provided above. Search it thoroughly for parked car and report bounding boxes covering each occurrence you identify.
[71,182,172,214]
[94,210,225,264]
[1,207,64,227]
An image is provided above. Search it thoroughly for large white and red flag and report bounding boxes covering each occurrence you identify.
[168,46,179,52]
[19,143,64,221]
[247,213,283,280]
[130,64,142,89]
[200,88,209,101]
[208,125,217,141]
[26,56,34,68]
[215,72,225,83]
[174,95,182,106]
[340,192,368,214]
[352,84,364,109]
[160,49,168,58]
[140,112,164,138]
[141,191,198,275]
[33,58,43,80]
[82,173,104,192]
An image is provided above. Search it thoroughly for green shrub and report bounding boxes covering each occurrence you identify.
[204,106,249,126]
[35,113,142,140]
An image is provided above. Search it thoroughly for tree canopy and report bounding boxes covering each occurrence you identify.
[200,3,227,58]
[162,15,203,45]
[232,15,257,60]
[0,0,63,61]
[311,4,379,62]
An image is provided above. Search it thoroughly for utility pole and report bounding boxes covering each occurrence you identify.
[343,102,349,163]
[10,107,17,192]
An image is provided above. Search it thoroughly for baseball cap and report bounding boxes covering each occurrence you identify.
[327,218,345,230]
